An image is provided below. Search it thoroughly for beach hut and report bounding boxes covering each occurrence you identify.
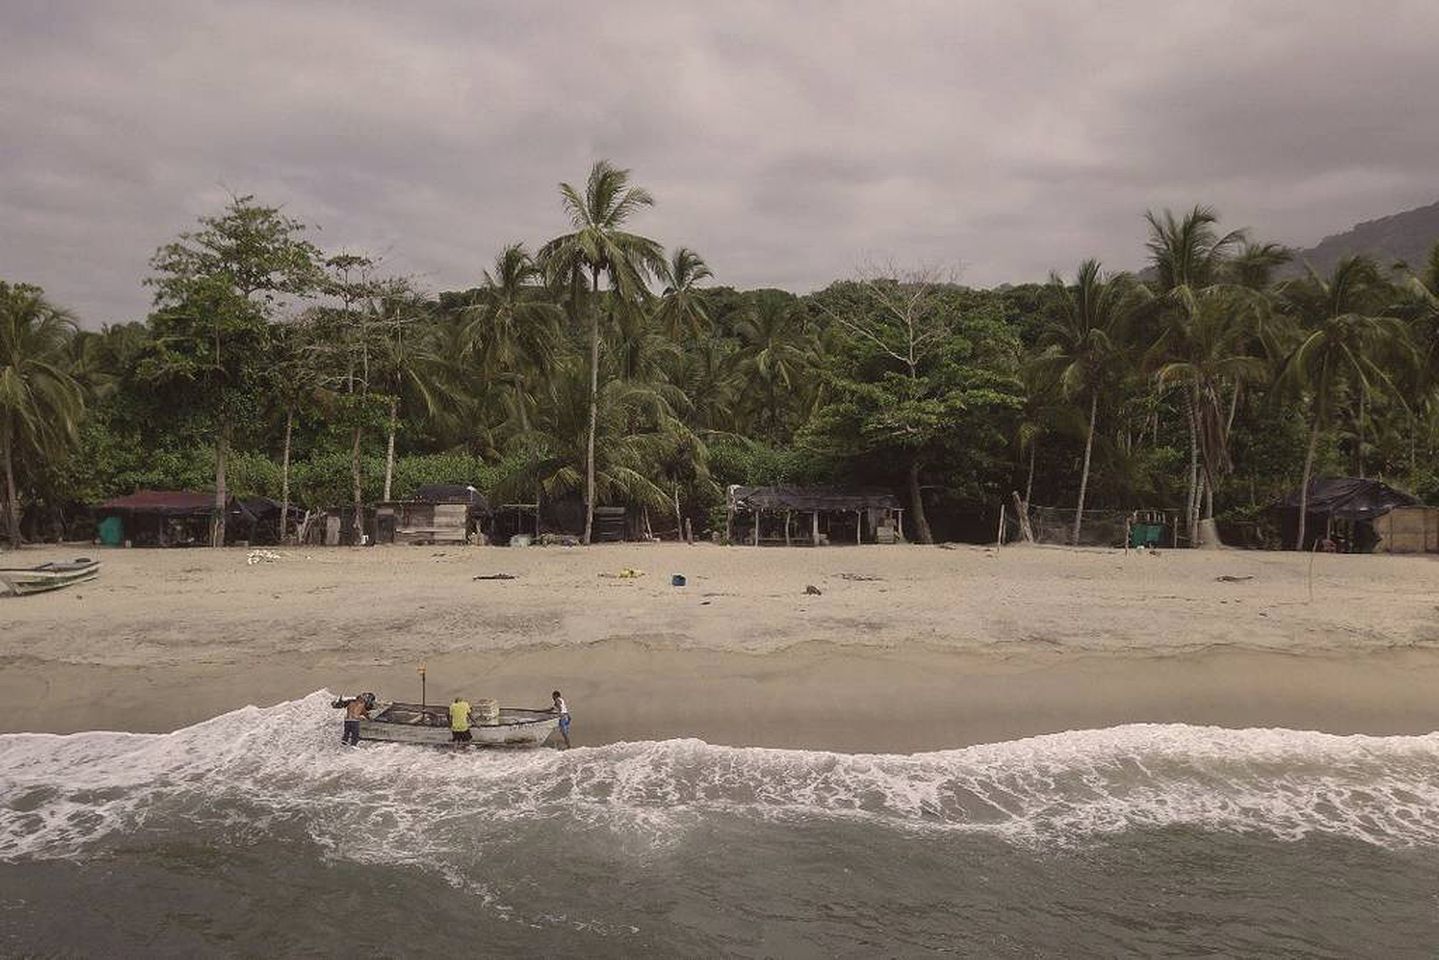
[1276,476,1425,552]
[374,484,490,545]
[726,485,903,545]
[94,490,257,547]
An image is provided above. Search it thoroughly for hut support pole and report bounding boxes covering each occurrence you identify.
[812,511,820,546]
[753,511,760,546]
[856,510,863,545]
[997,503,1006,545]
[785,511,792,546]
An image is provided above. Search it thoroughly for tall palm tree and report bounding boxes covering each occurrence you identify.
[538,161,665,543]
[463,243,561,434]
[0,282,84,547]
[1277,255,1411,549]
[1143,205,1247,541]
[1144,205,1246,293]
[1032,260,1136,544]
[1152,285,1269,531]
[654,247,713,340]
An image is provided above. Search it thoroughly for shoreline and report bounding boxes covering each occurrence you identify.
[3,543,1438,751]
[6,641,1439,753]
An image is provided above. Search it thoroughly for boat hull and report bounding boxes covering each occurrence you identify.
[0,559,100,597]
[357,701,559,748]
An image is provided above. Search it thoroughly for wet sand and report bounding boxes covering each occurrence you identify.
[4,542,1438,749]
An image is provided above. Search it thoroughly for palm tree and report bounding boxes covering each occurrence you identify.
[493,358,708,523]
[1152,285,1269,534]
[538,161,665,543]
[462,243,561,434]
[1277,255,1411,549]
[1032,260,1136,544]
[0,283,84,547]
[734,292,816,440]
[374,284,444,501]
[654,248,713,340]
[1144,205,1246,293]
[1142,205,1247,541]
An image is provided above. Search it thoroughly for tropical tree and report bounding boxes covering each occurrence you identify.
[1151,285,1269,533]
[1277,255,1411,549]
[493,358,709,524]
[145,195,322,545]
[734,290,815,440]
[1142,205,1248,541]
[654,247,714,340]
[538,161,665,543]
[1031,260,1137,544]
[0,283,85,547]
[462,243,561,434]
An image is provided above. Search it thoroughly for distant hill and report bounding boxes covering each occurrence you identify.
[1280,200,1439,277]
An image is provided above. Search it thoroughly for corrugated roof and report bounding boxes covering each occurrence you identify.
[99,490,217,511]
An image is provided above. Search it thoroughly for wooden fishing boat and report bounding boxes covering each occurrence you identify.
[336,696,560,747]
[0,557,100,597]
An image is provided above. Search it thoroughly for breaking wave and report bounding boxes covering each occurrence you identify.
[3,691,1439,865]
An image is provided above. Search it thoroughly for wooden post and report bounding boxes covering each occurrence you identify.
[856,510,863,545]
[785,510,792,546]
[812,511,820,546]
[753,511,760,546]
[725,504,734,545]
[997,503,1006,545]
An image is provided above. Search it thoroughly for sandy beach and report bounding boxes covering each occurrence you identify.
[3,542,1438,750]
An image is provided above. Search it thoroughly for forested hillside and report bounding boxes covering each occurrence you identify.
[1281,200,1439,279]
[4,162,1439,549]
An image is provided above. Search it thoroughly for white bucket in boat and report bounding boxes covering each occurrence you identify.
[474,697,500,725]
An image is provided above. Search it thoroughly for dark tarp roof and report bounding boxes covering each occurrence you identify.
[1277,476,1421,520]
[412,483,491,515]
[99,490,220,515]
[730,485,901,512]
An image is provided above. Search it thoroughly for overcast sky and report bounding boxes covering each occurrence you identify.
[3,1,1437,325]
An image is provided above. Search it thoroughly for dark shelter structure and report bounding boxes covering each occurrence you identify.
[95,490,258,547]
[727,485,903,545]
[1276,476,1421,551]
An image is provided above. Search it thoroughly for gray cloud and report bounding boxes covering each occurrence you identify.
[3,0,1437,325]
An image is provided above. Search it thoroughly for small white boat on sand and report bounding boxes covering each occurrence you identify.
[335,696,560,748]
[0,557,100,597]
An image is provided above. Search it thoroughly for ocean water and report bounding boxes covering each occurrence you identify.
[2,692,1438,958]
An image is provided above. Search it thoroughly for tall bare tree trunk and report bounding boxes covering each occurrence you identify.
[1295,416,1322,550]
[516,374,529,433]
[1356,391,1366,479]
[212,418,229,548]
[351,424,365,546]
[673,481,682,535]
[279,410,293,543]
[1072,392,1098,546]
[583,270,600,545]
[1024,440,1037,507]
[1184,392,1200,546]
[383,395,398,501]
[2,434,20,548]
[908,458,934,544]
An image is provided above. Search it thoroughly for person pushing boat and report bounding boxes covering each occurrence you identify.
[337,693,374,746]
[551,690,571,749]
[450,696,473,744]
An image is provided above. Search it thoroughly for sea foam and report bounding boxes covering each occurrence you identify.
[3,691,1438,864]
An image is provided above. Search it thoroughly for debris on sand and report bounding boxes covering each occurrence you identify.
[804,584,823,595]
[1215,575,1254,583]
[473,573,518,581]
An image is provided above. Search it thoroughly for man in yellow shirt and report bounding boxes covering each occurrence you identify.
[449,697,473,745]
